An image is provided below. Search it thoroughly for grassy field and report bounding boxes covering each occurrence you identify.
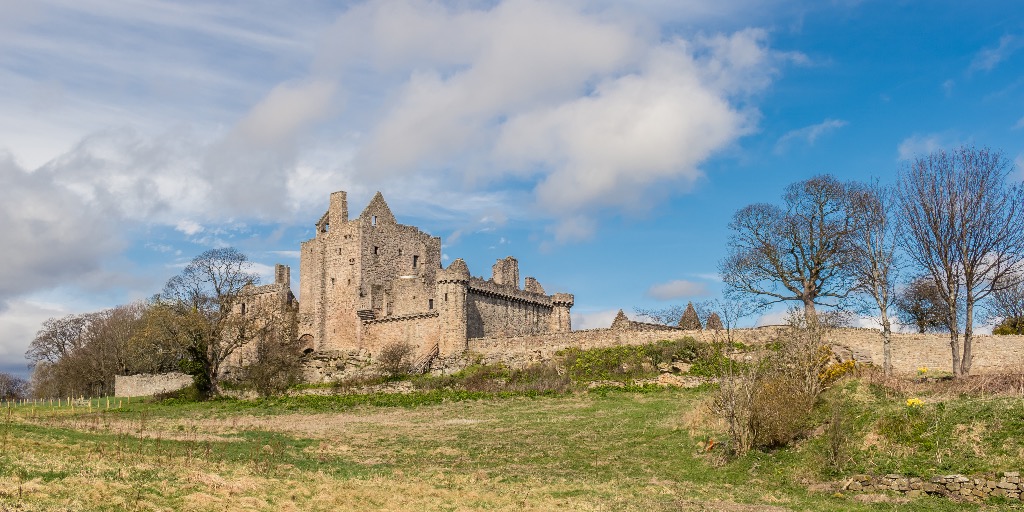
[2,374,1023,511]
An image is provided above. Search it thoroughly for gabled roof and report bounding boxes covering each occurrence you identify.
[359,191,396,225]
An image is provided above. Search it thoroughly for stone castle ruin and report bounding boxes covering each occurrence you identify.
[116,189,1024,394]
[296,191,574,365]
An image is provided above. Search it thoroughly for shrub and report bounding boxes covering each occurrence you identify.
[751,374,815,448]
[377,342,414,377]
[562,345,651,383]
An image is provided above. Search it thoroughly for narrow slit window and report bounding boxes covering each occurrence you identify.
[373,246,379,255]
[372,215,377,226]
[413,255,419,268]
[428,299,434,310]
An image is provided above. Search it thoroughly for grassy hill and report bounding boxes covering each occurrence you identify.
[2,368,1023,511]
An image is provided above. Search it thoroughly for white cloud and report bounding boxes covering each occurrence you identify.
[175,220,204,236]
[942,79,954,97]
[774,118,846,153]
[572,309,622,330]
[969,34,1023,73]
[0,299,69,376]
[754,309,789,327]
[646,279,710,300]
[896,133,950,161]
[1013,116,1024,130]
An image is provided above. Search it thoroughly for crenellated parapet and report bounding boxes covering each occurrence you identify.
[468,277,554,307]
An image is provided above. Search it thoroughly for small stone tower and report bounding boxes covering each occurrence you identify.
[551,293,574,332]
[436,258,470,357]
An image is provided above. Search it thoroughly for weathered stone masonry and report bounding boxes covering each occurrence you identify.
[297,191,574,361]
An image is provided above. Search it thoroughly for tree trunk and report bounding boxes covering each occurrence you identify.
[880,306,893,378]
[962,298,974,376]
[946,295,962,377]
[803,298,818,328]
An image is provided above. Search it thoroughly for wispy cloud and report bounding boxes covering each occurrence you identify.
[646,279,710,300]
[896,133,958,161]
[970,34,1019,73]
[774,118,847,153]
[1013,116,1024,130]
[969,34,1023,73]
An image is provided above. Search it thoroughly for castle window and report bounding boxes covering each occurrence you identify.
[444,293,448,302]
[240,303,246,315]
[372,215,377,226]
[413,255,419,268]
[373,246,379,255]
[331,278,336,287]
[429,299,434,310]
[398,248,402,256]
[338,248,342,255]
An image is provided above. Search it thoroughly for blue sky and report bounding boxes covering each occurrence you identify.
[0,0,1021,377]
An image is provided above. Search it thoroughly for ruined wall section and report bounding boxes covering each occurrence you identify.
[226,264,296,369]
[466,277,555,339]
[114,372,192,397]
[361,312,441,356]
[355,210,442,320]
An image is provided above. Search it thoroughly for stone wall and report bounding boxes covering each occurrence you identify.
[114,372,192,397]
[361,312,441,356]
[827,328,1024,375]
[844,472,1023,502]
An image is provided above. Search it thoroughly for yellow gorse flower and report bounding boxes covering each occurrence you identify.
[906,398,924,408]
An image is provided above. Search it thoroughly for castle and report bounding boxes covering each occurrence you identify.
[294,191,574,361]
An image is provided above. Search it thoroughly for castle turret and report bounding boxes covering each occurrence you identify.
[436,259,470,357]
[551,293,574,333]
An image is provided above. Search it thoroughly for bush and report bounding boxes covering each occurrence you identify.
[377,342,414,377]
[751,374,815,448]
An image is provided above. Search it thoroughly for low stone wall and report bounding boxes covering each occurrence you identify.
[465,325,788,368]
[844,472,1023,502]
[828,329,1024,375]
[114,372,192,397]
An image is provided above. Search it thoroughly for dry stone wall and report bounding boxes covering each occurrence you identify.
[844,472,1024,502]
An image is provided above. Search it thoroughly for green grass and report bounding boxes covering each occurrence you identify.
[2,379,1020,511]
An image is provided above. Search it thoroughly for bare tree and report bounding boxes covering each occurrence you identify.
[695,298,763,345]
[897,146,1024,376]
[0,373,27,400]
[847,181,900,376]
[26,303,155,398]
[633,305,686,326]
[155,248,261,395]
[26,314,91,366]
[989,272,1024,334]
[721,175,857,326]
[894,277,948,333]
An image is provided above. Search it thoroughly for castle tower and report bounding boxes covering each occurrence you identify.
[436,258,470,357]
[551,293,574,333]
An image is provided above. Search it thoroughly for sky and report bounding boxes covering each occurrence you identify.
[1,0,1022,377]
